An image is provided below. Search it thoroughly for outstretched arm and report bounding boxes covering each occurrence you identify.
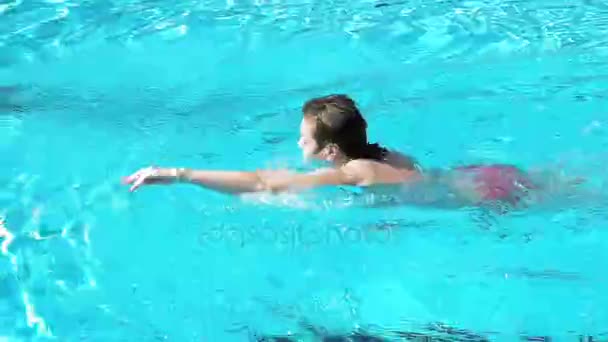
[121,166,361,194]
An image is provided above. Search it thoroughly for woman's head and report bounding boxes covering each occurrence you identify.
[298,94,386,164]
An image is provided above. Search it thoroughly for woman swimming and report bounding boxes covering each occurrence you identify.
[122,94,425,192]
[121,94,573,209]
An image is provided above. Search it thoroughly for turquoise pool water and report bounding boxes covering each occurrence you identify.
[2,0,608,340]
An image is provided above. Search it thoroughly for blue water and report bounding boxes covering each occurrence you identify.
[2,0,608,340]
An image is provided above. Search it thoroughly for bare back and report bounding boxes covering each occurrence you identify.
[342,153,422,186]
[384,150,421,171]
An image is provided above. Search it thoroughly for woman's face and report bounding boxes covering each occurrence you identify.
[298,116,322,162]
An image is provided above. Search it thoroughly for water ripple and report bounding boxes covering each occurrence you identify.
[2,0,608,340]
[1,0,608,66]
[0,173,105,338]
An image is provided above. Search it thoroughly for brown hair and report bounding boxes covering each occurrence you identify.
[302,94,387,161]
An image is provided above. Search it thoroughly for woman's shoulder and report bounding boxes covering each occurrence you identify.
[342,157,420,185]
[384,150,421,171]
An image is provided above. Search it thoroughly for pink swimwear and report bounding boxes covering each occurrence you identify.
[454,164,538,205]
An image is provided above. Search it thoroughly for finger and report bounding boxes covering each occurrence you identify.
[123,173,142,184]
[122,167,150,184]
[130,178,143,192]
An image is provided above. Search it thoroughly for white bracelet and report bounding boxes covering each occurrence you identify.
[173,168,189,181]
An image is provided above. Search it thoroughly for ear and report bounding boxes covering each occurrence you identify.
[324,143,340,161]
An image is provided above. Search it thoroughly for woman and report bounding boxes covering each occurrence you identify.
[123,95,424,191]
[122,94,544,207]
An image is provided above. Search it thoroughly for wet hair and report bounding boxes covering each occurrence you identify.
[302,94,388,161]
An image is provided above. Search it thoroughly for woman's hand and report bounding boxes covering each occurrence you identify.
[121,166,175,192]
